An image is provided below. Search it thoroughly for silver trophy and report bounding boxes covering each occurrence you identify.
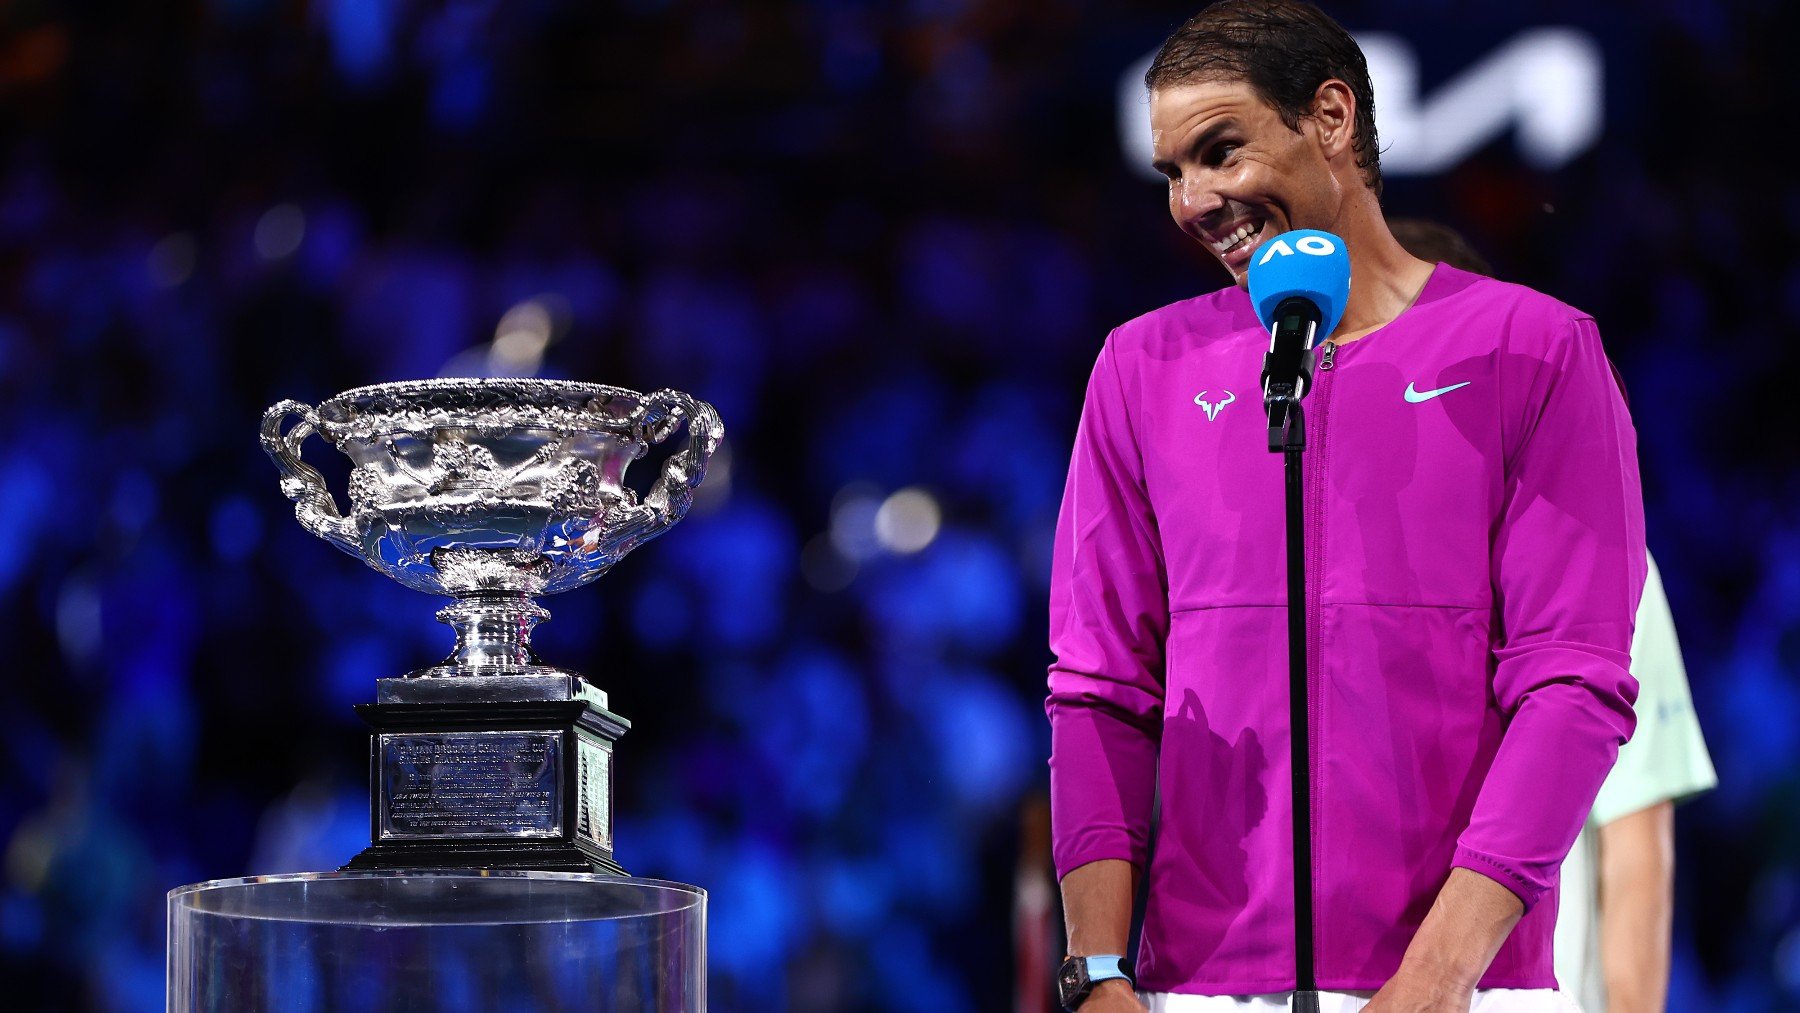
[261,379,721,874]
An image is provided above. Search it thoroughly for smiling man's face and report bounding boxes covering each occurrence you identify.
[1150,77,1344,286]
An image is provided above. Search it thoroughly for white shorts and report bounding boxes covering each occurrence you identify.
[1140,989,1581,1012]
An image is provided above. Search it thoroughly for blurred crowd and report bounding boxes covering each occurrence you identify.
[0,0,1796,1009]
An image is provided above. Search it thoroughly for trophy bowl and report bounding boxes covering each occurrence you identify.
[261,379,722,677]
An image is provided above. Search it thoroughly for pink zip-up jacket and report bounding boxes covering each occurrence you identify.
[1046,265,1646,994]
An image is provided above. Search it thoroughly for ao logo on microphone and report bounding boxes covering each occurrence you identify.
[1255,235,1337,267]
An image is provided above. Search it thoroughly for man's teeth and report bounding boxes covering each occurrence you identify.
[1218,222,1262,254]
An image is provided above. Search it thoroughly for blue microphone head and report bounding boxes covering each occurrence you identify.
[1247,229,1351,339]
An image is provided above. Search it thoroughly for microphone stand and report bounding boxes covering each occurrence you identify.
[1266,346,1320,1013]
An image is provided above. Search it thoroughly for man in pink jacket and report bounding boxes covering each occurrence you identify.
[1046,3,1646,1011]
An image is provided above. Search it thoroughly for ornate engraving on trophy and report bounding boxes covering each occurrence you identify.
[577,737,612,851]
[378,732,564,840]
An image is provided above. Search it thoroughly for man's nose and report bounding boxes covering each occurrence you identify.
[1170,178,1223,226]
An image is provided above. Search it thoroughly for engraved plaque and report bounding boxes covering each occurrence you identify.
[576,736,612,851]
[378,731,563,840]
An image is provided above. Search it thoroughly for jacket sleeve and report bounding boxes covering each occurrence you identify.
[1451,314,1647,910]
[1046,335,1168,880]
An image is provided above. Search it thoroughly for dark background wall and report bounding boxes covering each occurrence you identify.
[1,0,1795,1009]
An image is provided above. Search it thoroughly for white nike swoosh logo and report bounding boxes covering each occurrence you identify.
[1404,381,1471,403]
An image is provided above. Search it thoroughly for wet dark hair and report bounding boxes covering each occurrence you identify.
[1146,0,1381,194]
[1388,218,1493,276]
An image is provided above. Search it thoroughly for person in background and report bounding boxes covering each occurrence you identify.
[1390,218,1719,1013]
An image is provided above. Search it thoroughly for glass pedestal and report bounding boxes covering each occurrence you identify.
[167,871,705,1011]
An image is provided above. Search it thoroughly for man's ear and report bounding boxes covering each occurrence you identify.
[1308,79,1357,162]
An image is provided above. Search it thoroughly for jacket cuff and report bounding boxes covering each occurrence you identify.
[1053,830,1145,882]
[1450,843,1550,911]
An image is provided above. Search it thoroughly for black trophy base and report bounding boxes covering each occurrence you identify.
[347,673,630,876]
[345,840,626,876]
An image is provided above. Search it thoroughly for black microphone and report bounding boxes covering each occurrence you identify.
[1246,230,1352,450]
[1261,296,1323,406]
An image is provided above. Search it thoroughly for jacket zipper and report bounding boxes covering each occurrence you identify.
[1305,339,1335,966]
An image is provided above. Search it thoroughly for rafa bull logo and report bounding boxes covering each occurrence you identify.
[1194,390,1235,421]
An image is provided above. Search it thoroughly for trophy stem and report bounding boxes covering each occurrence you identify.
[434,593,550,674]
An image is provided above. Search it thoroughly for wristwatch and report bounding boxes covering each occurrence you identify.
[1056,953,1132,1010]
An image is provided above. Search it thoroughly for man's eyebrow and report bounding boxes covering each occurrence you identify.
[1150,119,1236,174]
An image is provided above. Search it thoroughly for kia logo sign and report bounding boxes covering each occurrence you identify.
[1119,28,1604,179]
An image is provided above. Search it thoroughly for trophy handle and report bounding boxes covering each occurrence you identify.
[260,400,362,559]
[587,389,722,558]
[638,388,723,528]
